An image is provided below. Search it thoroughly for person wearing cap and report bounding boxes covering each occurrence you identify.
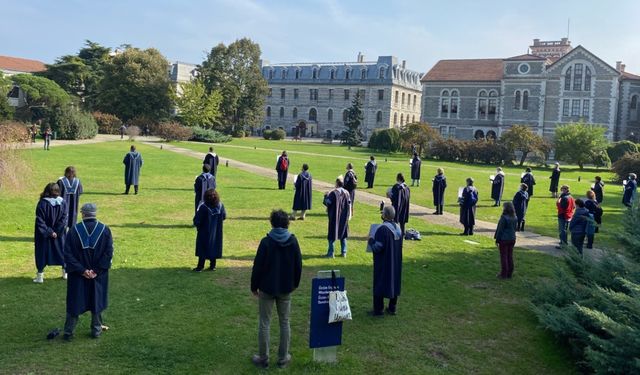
[623,173,638,208]
[491,167,505,207]
[520,167,536,199]
[389,173,410,235]
[203,146,220,177]
[123,145,143,195]
[556,185,575,248]
[57,166,84,229]
[549,162,561,198]
[62,203,113,340]
[323,177,351,258]
[459,177,479,235]
[33,183,68,283]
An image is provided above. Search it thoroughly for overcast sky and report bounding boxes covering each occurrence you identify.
[2,0,640,74]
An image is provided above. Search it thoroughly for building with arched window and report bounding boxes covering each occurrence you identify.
[420,38,640,141]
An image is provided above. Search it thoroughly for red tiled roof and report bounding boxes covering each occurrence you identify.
[0,55,46,73]
[622,71,640,80]
[421,59,504,82]
[504,54,547,61]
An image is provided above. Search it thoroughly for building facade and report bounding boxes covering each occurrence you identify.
[421,39,640,141]
[261,54,422,139]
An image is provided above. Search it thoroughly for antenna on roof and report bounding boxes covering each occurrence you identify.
[567,18,570,39]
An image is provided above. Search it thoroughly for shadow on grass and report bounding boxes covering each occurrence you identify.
[231,216,269,221]
[109,223,194,229]
[231,186,279,191]
[145,187,193,192]
[0,235,33,243]
[83,192,123,196]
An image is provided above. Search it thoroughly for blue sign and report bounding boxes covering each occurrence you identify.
[309,276,345,348]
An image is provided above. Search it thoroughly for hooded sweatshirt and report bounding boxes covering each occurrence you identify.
[251,228,302,295]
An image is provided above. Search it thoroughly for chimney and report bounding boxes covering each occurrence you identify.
[621,64,626,72]
[533,38,540,46]
[616,61,623,72]
[402,60,406,69]
[357,52,364,63]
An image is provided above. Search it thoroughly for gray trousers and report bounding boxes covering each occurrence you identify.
[258,291,291,361]
[64,312,103,337]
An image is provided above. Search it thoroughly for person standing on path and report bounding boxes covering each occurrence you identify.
[410,153,421,187]
[569,199,590,255]
[491,167,505,207]
[549,162,561,198]
[193,189,226,272]
[123,145,143,195]
[33,183,68,283]
[343,163,358,216]
[389,173,410,235]
[119,124,126,140]
[459,178,478,236]
[512,183,529,231]
[203,147,220,177]
[43,127,52,150]
[494,202,518,279]
[276,151,289,190]
[57,166,84,229]
[432,168,447,215]
[584,190,601,249]
[324,177,351,258]
[291,164,312,220]
[250,210,302,369]
[364,156,377,189]
[555,185,575,248]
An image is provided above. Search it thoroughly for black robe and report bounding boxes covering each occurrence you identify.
[459,186,478,227]
[365,161,377,186]
[203,152,220,176]
[193,203,226,259]
[520,172,536,197]
[370,221,403,298]
[491,173,505,201]
[512,190,529,221]
[592,181,604,203]
[432,175,447,205]
[323,188,350,241]
[549,168,561,193]
[194,173,216,211]
[276,156,289,188]
[57,177,83,228]
[292,171,312,210]
[64,219,113,316]
[410,157,421,180]
[34,198,68,269]
[623,179,638,207]
[123,151,143,185]
[391,183,410,224]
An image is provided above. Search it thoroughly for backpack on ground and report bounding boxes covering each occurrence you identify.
[404,228,422,241]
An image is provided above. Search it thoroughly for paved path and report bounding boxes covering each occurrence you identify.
[142,141,567,257]
[23,134,163,149]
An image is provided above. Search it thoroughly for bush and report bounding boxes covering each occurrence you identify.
[128,116,160,135]
[607,140,639,163]
[232,129,246,138]
[262,129,285,140]
[262,129,272,140]
[126,125,140,140]
[156,122,193,141]
[428,138,464,161]
[190,127,232,143]
[93,112,122,135]
[0,121,32,191]
[47,106,98,140]
[368,128,401,152]
[611,152,640,183]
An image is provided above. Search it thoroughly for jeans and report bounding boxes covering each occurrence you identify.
[571,233,586,254]
[327,239,347,256]
[558,217,569,244]
[258,291,291,361]
[64,312,103,337]
[498,240,515,278]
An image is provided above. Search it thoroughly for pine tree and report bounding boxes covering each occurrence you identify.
[341,90,364,146]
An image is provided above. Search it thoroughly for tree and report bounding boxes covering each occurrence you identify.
[399,122,440,155]
[341,91,365,146]
[10,74,71,109]
[175,80,222,128]
[199,38,268,131]
[96,47,174,121]
[499,124,545,166]
[554,122,609,169]
[0,72,14,120]
[607,140,639,163]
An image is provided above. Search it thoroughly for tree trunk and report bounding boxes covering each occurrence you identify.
[519,151,528,166]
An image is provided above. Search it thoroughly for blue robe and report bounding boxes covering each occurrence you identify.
[292,171,312,210]
[34,198,68,270]
[623,179,638,207]
[520,172,536,197]
[194,173,216,211]
[491,173,505,201]
[549,168,561,193]
[410,157,421,180]
[365,161,377,186]
[123,151,143,186]
[459,186,478,227]
[323,188,350,241]
[203,152,220,176]
[432,175,447,205]
[512,190,529,221]
[64,219,113,316]
[57,177,83,228]
[391,183,410,224]
[370,221,403,298]
[193,203,226,260]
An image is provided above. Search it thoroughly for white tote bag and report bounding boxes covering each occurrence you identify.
[328,270,352,323]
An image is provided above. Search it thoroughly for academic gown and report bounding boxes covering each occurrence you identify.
[323,188,350,241]
[57,177,83,228]
[391,183,410,224]
[491,173,505,201]
[370,221,403,298]
[64,219,113,316]
[592,182,604,203]
[123,151,143,186]
[203,153,220,176]
[549,169,561,193]
[623,179,638,207]
[584,199,602,225]
[193,202,226,259]
[194,173,216,211]
[276,156,289,187]
[292,171,312,210]
[432,175,447,205]
[512,190,529,222]
[365,161,377,186]
[34,198,68,269]
[520,173,536,197]
[410,158,421,180]
[459,186,478,227]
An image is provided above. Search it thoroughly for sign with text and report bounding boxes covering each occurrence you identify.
[309,275,345,348]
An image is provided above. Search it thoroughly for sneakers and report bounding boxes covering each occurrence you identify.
[251,355,268,369]
[192,267,203,272]
[33,272,44,284]
[324,253,335,258]
[340,253,347,258]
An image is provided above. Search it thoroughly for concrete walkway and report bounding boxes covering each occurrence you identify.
[23,134,163,149]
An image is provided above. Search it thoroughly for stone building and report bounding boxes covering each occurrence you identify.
[420,39,640,141]
[261,53,422,139]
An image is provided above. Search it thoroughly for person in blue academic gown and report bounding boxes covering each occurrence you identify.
[623,173,637,208]
[512,183,529,231]
[276,151,289,190]
[520,167,536,199]
[323,177,351,258]
[62,203,113,340]
[193,189,226,271]
[367,205,403,316]
[194,164,216,213]
[491,167,505,206]
[549,162,561,198]
[365,156,377,189]
[123,145,143,194]
[57,166,84,229]
[591,176,604,204]
[410,153,421,187]
[459,177,478,235]
[343,163,358,216]
[389,173,410,235]
[203,147,220,177]
[291,164,312,220]
[432,168,447,215]
[33,183,68,283]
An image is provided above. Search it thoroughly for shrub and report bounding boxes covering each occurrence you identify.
[607,140,638,163]
[263,128,285,140]
[93,112,122,135]
[126,125,141,140]
[262,129,272,140]
[129,116,160,135]
[611,152,640,183]
[156,122,193,141]
[0,121,31,191]
[47,106,98,140]
[232,128,246,138]
[190,127,232,143]
[368,128,401,152]
[428,138,464,161]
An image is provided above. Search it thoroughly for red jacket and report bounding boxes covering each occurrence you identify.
[556,193,575,220]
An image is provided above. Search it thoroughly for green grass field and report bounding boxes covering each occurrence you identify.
[174,138,627,250]
[0,141,575,374]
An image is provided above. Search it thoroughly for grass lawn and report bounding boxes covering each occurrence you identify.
[0,141,575,374]
[174,137,628,250]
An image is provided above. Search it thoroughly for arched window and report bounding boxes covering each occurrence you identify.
[400,114,404,126]
[266,106,271,117]
[441,90,450,117]
[474,129,485,139]
[309,108,317,121]
[585,67,592,91]
[281,69,286,79]
[522,91,529,110]
[393,112,398,125]
[376,111,382,123]
[412,115,416,123]
[268,70,274,79]
[330,69,335,80]
[450,90,458,116]
[514,90,521,110]
[295,70,300,79]
[401,92,405,106]
[486,130,497,140]
[395,90,399,104]
[631,95,639,122]
[292,107,298,119]
[632,95,639,110]
[279,107,284,118]
[379,67,385,79]
[345,69,351,80]
[488,91,498,117]
[328,108,334,121]
[361,68,367,80]
[413,94,417,109]
[564,67,572,91]
[312,68,318,79]
[343,109,349,123]
[477,90,487,119]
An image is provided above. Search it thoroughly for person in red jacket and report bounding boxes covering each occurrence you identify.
[555,185,575,249]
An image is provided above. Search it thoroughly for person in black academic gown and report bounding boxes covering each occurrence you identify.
[410,153,421,187]
[591,176,604,204]
[491,167,505,206]
[203,147,220,177]
[584,190,601,249]
[123,145,143,194]
[62,203,113,340]
[193,189,226,271]
[459,178,478,235]
[194,164,216,213]
[512,183,529,231]
[549,162,561,198]
[323,177,351,258]
[365,156,377,189]
[57,166,84,229]
[623,173,637,208]
[389,173,410,235]
[276,151,289,190]
[367,205,403,316]
[343,163,358,215]
[291,164,312,220]
[432,168,446,215]
[33,183,68,283]
[520,167,536,199]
